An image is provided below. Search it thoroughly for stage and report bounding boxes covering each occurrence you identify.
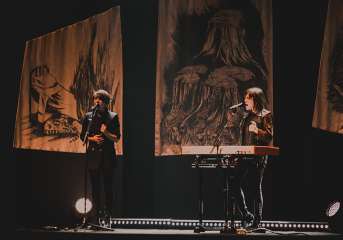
[5,227,342,240]
[4,2,343,240]
[5,219,342,240]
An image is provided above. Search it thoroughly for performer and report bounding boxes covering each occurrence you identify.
[80,90,121,228]
[234,87,273,229]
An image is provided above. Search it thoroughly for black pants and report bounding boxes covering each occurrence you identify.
[88,165,115,221]
[234,157,266,222]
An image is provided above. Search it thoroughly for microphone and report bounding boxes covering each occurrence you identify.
[229,102,245,110]
[91,103,100,111]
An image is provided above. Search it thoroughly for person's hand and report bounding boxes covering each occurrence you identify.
[93,134,104,145]
[100,124,119,142]
[100,124,107,133]
[249,121,258,134]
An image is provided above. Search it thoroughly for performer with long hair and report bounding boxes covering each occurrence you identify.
[235,87,273,228]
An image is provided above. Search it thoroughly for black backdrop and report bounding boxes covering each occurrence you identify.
[3,0,343,231]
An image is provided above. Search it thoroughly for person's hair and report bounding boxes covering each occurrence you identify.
[245,87,266,113]
[93,89,111,105]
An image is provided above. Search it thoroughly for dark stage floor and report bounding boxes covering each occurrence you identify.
[3,227,342,240]
[3,219,342,240]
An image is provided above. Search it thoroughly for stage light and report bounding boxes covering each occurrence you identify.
[75,198,92,214]
[326,201,343,233]
[71,198,92,224]
[326,201,340,217]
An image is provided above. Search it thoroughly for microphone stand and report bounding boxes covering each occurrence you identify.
[210,102,239,178]
[210,123,228,154]
[74,108,113,232]
[211,102,241,156]
[210,123,228,179]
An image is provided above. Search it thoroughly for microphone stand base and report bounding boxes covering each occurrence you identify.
[220,227,246,235]
[194,225,206,233]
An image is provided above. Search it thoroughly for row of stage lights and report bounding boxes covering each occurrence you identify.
[73,198,341,233]
[104,219,330,231]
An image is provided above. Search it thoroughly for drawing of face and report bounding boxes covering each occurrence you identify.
[244,93,255,111]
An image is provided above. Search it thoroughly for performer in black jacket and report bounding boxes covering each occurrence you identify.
[80,90,121,228]
[235,87,273,229]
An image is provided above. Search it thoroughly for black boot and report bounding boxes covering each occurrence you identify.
[253,200,262,228]
[252,215,261,228]
[103,211,112,228]
[234,189,254,228]
[241,210,254,229]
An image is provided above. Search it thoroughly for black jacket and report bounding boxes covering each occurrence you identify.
[239,109,273,146]
[80,110,121,169]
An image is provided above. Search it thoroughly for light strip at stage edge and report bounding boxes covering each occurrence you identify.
[99,218,330,232]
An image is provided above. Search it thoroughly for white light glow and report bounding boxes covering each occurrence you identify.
[75,198,92,214]
[326,201,341,217]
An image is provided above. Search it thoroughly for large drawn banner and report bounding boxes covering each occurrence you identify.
[155,0,273,156]
[313,0,343,134]
[13,6,123,154]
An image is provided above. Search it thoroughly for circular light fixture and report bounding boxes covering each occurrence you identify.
[326,201,343,233]
[326,201,340,217]
[75,198,92,214]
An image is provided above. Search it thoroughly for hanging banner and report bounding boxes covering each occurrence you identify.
[155,0,273,156]
[313,0,343,134]
[13,6,123,154]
